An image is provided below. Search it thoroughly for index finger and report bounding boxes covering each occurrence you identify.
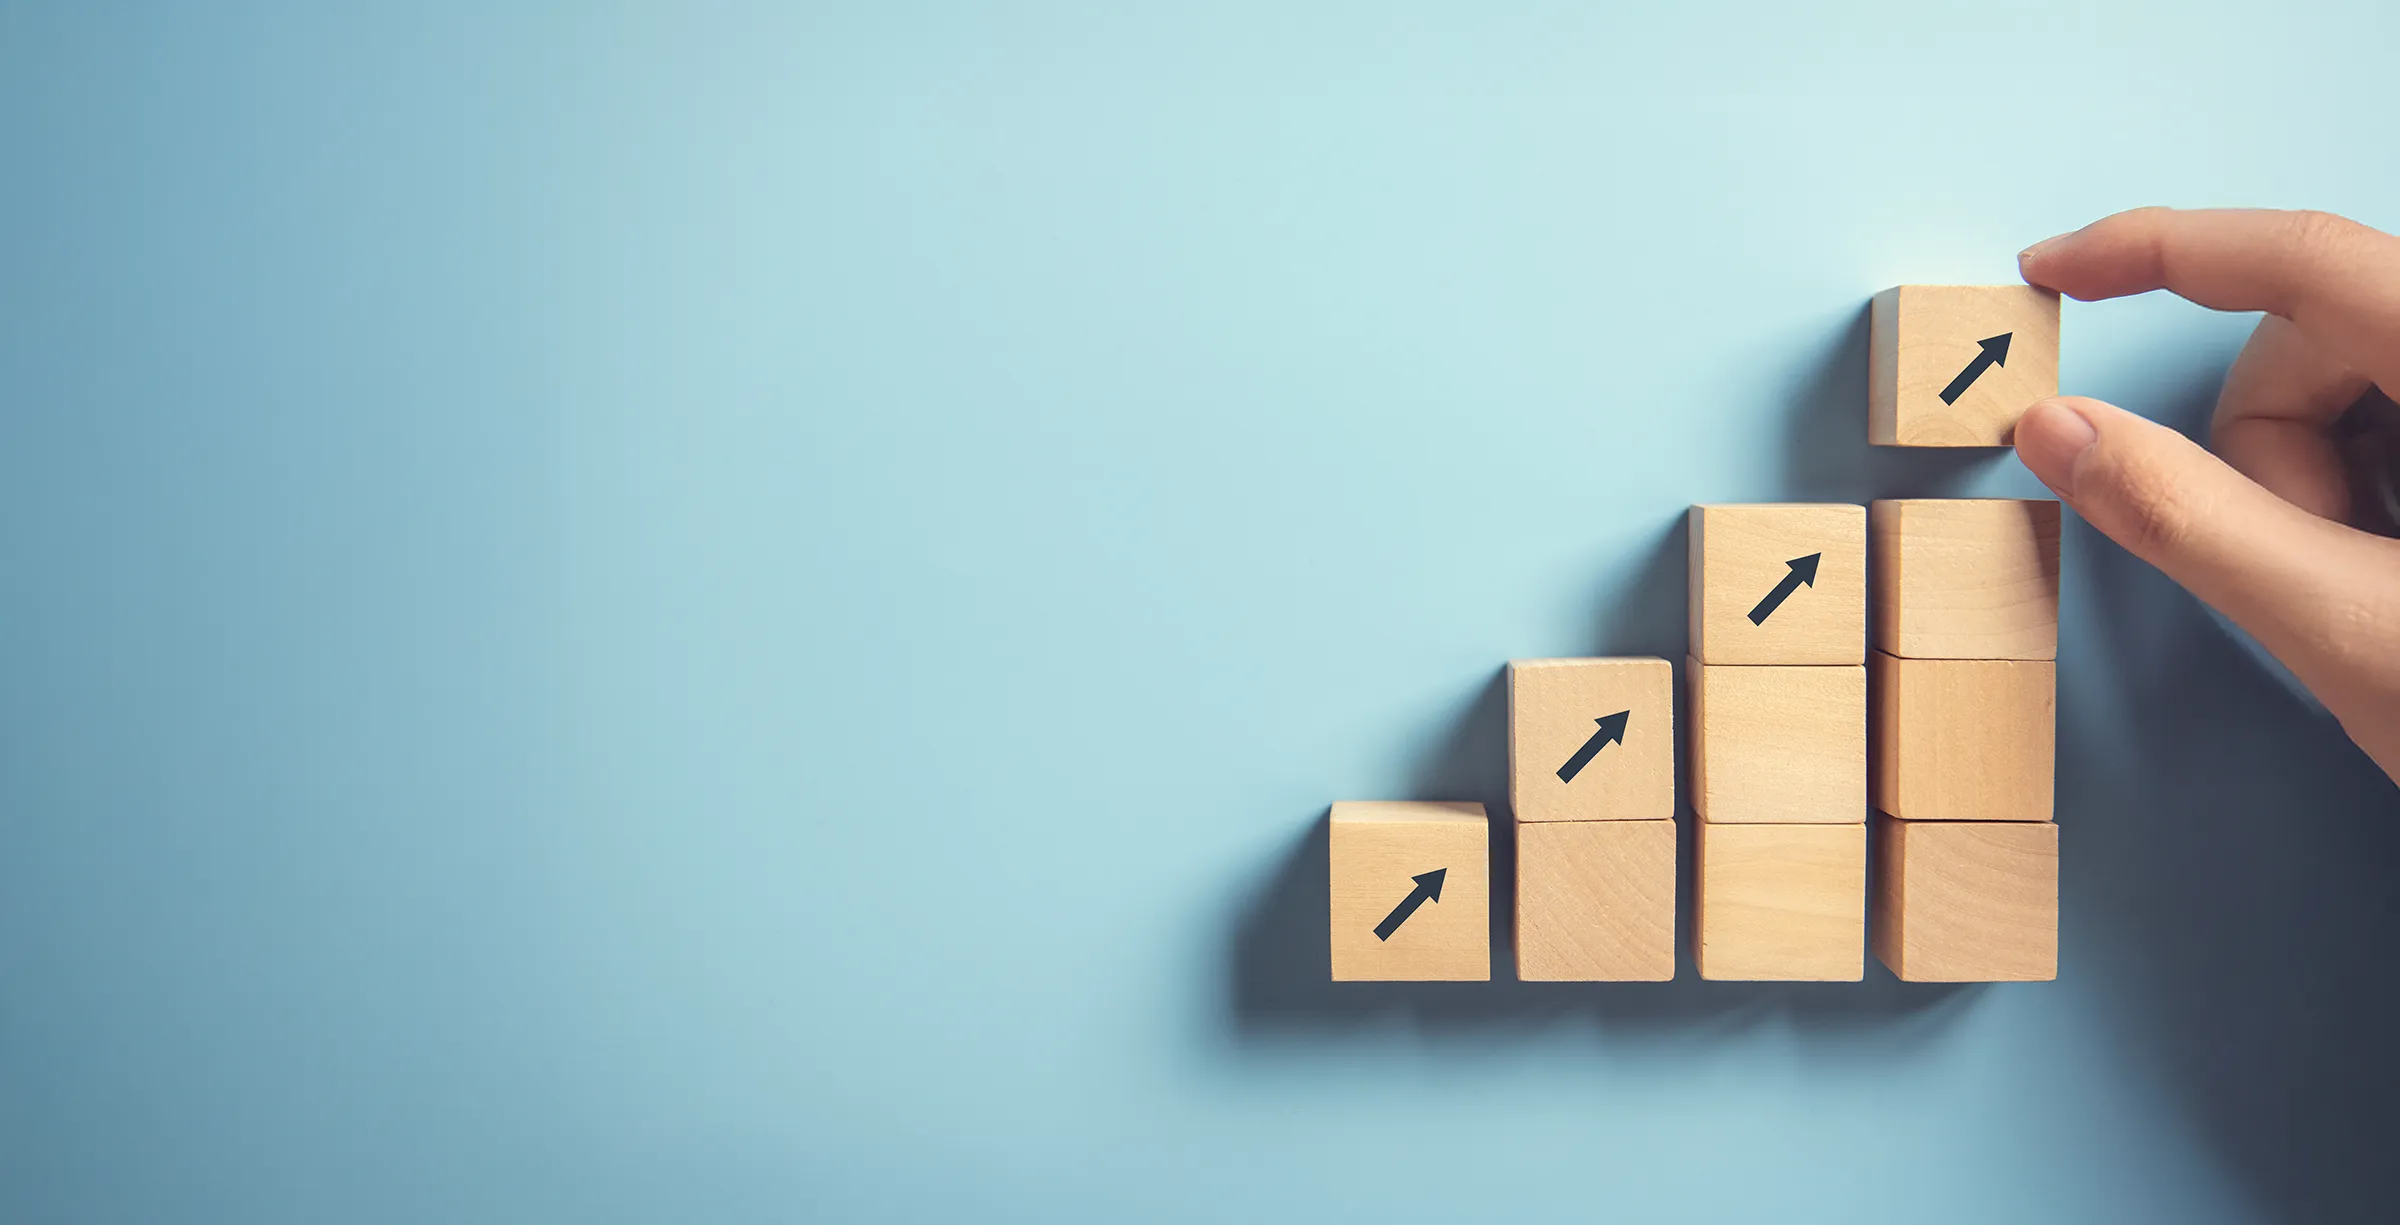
[2018,207,2400,395]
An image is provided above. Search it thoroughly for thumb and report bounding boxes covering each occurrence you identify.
[2014,396,2391,684]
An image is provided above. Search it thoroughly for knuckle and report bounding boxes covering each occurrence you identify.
[2308,561,2400,674]
[2115,208,2174,288]
[2255,210,2364,319]
[2284,208,2351,246]
[2107,456,2210,556]
[2281,209,2366,271]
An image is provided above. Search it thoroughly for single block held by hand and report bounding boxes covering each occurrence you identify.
[1873,814,2058,982]
[1870,285,2061,447]
[1872,498,2061,661]
[1689,660,1867,823]
[1696,821,1866,981]
[1515,819,1676,981]
[1871,652,2055,822]
[1507,657,1674,822]
[1688,503,1867,665]
[1328,802,1490,981]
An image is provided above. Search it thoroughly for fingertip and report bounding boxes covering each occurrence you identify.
[2018,233,2070,281]
[2014,397,2102,495]
[2018,223,2098,294]
[2018,208,2182,298]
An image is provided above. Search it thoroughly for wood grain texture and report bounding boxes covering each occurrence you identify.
[1688,503,1866,665]
[1507,657,1674,822]
[1514,819,1676,981]
[1689,660,1866,823]
[1872,814,2057,982]
[1328,802,1490,981]
[1695,821,1865,981]
[1869,285,2061,447]
[1870,652,2054,821]
[1871,498,2060,661]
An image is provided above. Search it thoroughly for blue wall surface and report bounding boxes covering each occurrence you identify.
[5,3,2399,1222]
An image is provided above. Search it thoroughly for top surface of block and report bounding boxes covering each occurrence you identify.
[1329,802,1489,982]
[1329,800,1486,825]
[1872,499,2060,660]
[1870,285,2061,447]
[1507,657,1674,822]
[1688,503,1866,665]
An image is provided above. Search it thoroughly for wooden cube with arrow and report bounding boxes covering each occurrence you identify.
[1688,503,1866,666]
[1870,285,2061,447]
[1506,656,1675,823]
[1328,801,1490,981]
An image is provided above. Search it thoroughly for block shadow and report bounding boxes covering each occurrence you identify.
[1777,303,2001,503]
[2059,369,2400,1225]
[1222,801,1976,1042]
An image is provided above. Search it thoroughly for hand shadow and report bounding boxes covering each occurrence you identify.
[2062,365,2400,1225]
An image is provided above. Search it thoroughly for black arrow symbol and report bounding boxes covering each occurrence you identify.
[1937,332,2013,405]
[1373,869,1447,941]
[1747,553,1821,625]
[1555,710,1631,783]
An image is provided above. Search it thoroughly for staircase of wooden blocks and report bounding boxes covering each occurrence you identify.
[1869,499,2062,980]
[1324,500,2061,984]
[1322,283,2063,985]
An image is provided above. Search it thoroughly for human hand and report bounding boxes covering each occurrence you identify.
[2012,207,2400,783]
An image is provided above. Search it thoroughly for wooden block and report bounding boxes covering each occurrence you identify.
[1689,660,1865,823]
[1870,285,2062,447]
[1688,503,1866,665]
[1871,499,2061,661]
[1515,819,1676,981]
[1695,821,1865,981]
[1873,814,2058,981]
[1871,652,2054,821]
[1328,802,1490,981]
[1507,657,1674,822]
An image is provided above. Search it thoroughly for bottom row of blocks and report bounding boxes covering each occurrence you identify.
[1332,803,2057,982]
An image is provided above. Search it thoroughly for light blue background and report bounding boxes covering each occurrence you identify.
[5,3,2398,1222]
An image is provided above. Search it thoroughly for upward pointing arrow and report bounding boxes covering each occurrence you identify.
[1373,869,1447,941]
[1556,710,1631,783]
[1747,553,1821,625]
[1938,333,2013,405]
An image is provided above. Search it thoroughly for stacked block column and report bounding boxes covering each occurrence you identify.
[1869,499,2062,981]
[1507,658,1677,980]
[1688,504,1869,980]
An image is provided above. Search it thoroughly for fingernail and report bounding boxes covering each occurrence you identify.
[2014,398,2098,494]
[2019,233,2069,267]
